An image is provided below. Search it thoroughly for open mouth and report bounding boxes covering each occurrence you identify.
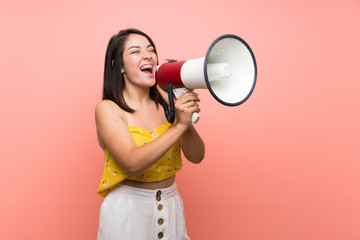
[140,64,154,75]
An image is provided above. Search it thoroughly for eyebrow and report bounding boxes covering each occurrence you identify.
[127,45,154,51]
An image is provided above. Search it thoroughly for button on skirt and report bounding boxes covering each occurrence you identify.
[97,182,190,240]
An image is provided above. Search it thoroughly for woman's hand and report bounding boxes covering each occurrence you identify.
[174,90,200,127]
[157,84,200,128]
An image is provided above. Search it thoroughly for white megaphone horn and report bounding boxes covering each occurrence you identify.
[156,34,257,124]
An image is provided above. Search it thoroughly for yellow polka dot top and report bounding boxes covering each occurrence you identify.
[97,107,182,197]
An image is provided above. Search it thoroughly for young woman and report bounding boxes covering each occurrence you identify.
[95,28,205,240]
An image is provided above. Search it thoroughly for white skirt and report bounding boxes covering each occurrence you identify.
[97,182,190,240]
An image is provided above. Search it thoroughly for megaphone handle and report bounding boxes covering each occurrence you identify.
[172,88,200,124]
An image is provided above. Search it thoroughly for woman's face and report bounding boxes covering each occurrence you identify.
[121,34,158,88]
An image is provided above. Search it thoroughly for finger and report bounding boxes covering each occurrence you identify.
[177,92,200,103]
[182,105,201,114]
[176,101,200,112]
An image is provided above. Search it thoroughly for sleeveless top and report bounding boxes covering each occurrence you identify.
[97,103,182,197]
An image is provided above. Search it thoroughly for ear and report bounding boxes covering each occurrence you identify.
[121,67,125,74]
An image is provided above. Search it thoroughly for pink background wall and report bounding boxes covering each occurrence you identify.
[1,0,359,239]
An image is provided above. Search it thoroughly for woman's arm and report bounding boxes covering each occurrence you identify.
[95,96,198,176]
[180,125,205,163]
[156,86,205,163]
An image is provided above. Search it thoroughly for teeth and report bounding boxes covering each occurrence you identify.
[140,65,153,71]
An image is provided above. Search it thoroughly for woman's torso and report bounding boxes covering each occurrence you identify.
[97,100,177,190]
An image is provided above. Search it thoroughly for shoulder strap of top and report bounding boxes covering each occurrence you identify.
[118,107,128,126]
[108,100,128,126]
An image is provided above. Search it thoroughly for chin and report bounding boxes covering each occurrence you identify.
[145,76,156,87]
[148,81,157,88]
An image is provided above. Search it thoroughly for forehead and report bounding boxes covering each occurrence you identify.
[124,34,152,48]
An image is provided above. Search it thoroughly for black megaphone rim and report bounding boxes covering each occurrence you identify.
[203,34,257,106]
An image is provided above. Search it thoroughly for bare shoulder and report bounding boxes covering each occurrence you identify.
[96,100,122,117]
[95,100,127,127]
[95,100,128,149]
[96,99,116,113]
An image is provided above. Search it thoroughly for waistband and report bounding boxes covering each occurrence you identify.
[108,182,178,201]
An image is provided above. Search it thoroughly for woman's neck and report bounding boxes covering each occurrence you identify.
[123,86,152,110]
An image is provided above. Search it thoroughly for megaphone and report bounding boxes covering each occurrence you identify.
[156,34,257,124]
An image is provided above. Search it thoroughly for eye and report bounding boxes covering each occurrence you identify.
[131,50,140,54]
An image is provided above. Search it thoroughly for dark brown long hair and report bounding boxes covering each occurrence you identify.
[102,28,164,112]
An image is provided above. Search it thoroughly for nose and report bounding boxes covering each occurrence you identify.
[143,51,151,60]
